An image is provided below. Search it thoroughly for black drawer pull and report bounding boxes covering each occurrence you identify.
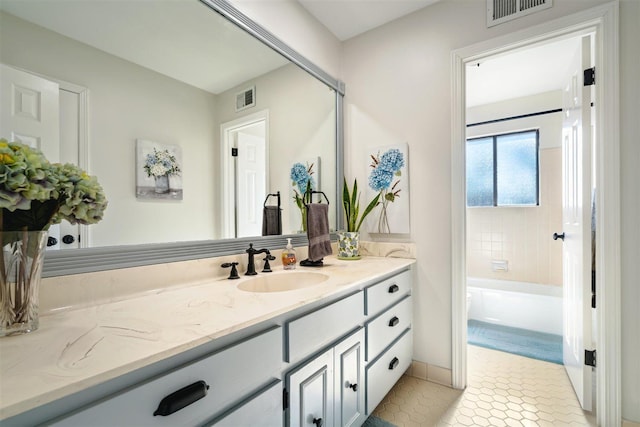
[389,357,400,370]
[388,316,400,327]
[388,284,399,293]
[313,417,323,427]
[348,382,358,392]
[153,380,209,416]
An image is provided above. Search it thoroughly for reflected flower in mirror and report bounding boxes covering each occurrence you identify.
[290,162,315,232]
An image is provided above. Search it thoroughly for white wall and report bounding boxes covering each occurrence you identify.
[466,92,563,286]
[0,12,218,246]
[619,0,640,422]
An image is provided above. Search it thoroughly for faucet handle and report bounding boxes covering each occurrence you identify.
[221,262,240,280]
[262,253,276,273]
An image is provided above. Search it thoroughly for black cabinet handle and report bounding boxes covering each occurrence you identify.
[388,284,399,293]
[388,316,400,327]
[47,237,58,247]
[153,381,209,416]
[313,417,323,427]
[62,234,75,244]
[553,232,565,241]
[389,357,399,370]
[348,382,358,392]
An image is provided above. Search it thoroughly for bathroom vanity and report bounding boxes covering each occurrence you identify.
[0,256,414,426]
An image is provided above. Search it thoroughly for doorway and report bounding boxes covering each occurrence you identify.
[451,4,621,426]
[220,110,269,238]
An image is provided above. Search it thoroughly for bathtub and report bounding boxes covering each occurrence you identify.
[467,277,563,335]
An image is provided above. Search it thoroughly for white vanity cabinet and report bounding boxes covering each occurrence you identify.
[47,327,282,427]
[286,328,365,427]
[206,380,283,426]
[364,270,413,414]
[285,291,366,427]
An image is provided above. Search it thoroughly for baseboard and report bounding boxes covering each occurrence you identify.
[407,360,452,387]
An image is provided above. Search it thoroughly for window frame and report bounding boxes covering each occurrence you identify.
[466,129,540,207]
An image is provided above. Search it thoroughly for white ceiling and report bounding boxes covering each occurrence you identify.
[465,37,582,107]
[297,0,440,41]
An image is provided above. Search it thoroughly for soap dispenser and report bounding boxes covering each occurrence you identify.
[281,238,297,270]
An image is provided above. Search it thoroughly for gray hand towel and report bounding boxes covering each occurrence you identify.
[262,206,282,236]
[306,203,332,261]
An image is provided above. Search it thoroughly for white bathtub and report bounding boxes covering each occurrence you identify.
[467,277,563,335]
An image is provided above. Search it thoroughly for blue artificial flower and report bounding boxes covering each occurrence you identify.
[368,167,394,192]
[378,149,404,173]
[290,162,315,193]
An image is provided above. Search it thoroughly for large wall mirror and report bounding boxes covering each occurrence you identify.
[0,0,344,276]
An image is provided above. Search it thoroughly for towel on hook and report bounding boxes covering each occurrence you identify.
[306,203,332,261]
[262,206,282,236]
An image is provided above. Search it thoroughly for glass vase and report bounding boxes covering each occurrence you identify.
[0,230,48,337]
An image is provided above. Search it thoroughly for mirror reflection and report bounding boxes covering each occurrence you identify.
[0,0,337,249]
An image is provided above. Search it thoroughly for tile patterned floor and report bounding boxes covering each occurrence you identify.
[372,345,596,427]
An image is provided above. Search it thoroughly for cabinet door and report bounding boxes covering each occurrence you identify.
[334,329,365,427]
[287,348,334,427]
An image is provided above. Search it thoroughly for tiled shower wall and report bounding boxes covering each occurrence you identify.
[466,92,564,287]
[466,147,562,286]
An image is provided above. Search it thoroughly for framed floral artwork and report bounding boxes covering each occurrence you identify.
[366,143,410,234]
[289,157,321,233]
[135,139,183,200]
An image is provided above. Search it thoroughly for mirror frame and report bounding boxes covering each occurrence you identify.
[42,0,345,277]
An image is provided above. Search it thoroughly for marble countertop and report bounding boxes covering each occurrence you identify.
[0,255,414,420]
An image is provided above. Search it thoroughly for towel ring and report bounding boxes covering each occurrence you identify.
[305,191,329,206]
[263,191,281,208]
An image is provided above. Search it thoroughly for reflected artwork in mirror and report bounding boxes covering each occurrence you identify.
[0,0,344,276]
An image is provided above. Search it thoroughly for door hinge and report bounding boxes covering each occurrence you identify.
[231,147,238,157]
[584,67,596,86]
[585,349,596,367]
[282,387,289,411]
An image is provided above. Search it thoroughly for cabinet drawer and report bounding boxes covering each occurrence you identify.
[366,296,412,361]
[365,270,411,317]
[365,328,412,414]
[287,291,364,363]
[207,380,282,427]
[49,327,282,427]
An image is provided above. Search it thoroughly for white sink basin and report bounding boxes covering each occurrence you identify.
[237,272,329,293]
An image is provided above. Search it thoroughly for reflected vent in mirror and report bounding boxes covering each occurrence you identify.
[487,0,552,27]
[235,86,256,111]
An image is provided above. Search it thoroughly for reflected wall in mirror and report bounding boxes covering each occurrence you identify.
[0,0,337,250]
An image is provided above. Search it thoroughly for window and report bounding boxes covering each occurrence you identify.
[466,130,539,207]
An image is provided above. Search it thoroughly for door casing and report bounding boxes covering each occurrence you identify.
[451,3,620,426]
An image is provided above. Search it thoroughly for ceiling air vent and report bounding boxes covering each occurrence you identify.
[487,0,552,27]
[235,86,255,112]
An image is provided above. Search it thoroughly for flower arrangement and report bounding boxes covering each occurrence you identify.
[368,148,405,233]
[290,162,315,231]
[1,139,107,232]
[143,148,181,178]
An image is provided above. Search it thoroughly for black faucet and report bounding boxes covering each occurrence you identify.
[245,243,271,276]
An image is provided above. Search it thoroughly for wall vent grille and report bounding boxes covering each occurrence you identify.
[235,86,255,112]
[487,0,552,27]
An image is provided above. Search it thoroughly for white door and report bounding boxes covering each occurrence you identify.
[58,89,81,249]
[561,35,594,411]
[236,124,266,238]
[0,63,61,248]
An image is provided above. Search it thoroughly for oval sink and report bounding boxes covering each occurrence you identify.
[237,272,329,293]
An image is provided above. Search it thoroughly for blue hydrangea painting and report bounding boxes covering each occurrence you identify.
[136,139,183,200]
[367,144,410,234]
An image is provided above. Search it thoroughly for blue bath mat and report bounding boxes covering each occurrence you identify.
[468,319,563,364]
[362,416,397,427]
